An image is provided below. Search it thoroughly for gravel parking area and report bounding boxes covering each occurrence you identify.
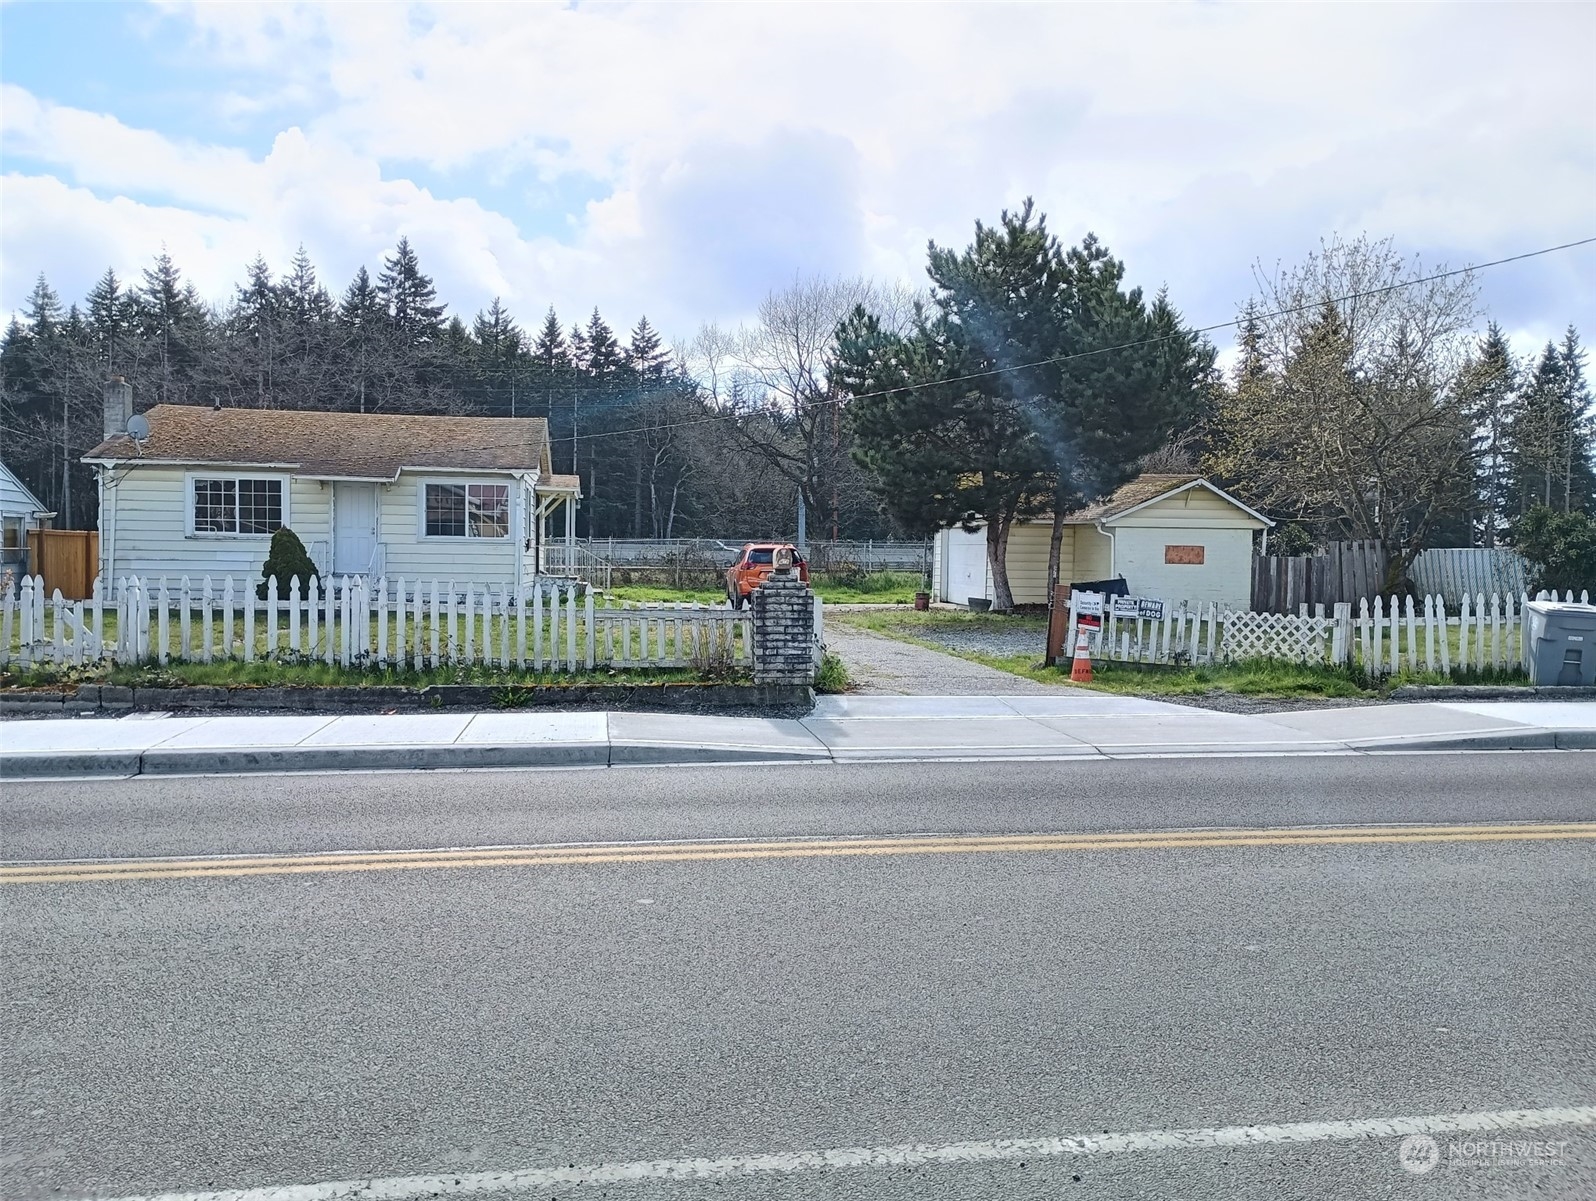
[907,622,1047,659]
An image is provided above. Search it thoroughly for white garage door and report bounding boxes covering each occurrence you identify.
[944,528,989,606]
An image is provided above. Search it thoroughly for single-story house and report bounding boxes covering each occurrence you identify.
[1,461,52,580]
[933,474,1272,611]
[84,381,581,592]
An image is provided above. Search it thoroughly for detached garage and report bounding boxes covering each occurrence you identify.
[932,474,1272,611]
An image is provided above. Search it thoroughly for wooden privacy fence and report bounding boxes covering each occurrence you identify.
[26,529,99,601]
[1251,540,1386,613]
[2,575,753,672]
[1066,589,1591,678]
[1254,543,1536,613]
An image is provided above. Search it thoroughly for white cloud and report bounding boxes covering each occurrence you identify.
[5,0,1594,347]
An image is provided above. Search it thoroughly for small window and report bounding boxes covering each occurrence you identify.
[425,483,510,539]
[2,517,22,550]
[192,477,282,535]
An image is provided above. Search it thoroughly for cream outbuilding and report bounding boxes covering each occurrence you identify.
[932,474,1272,611]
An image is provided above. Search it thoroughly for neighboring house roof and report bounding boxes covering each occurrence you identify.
[539,473,583,494]
[1026,474,1273,527]
[0,461,49,518]
[83,404,551,480]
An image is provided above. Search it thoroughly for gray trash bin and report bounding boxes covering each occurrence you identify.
[1521,600,1596,686]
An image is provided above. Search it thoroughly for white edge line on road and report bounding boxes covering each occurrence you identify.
[80,1106,1596,1201]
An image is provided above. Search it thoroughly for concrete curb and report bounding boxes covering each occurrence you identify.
[1388,685,1596,700]
[1352,730,1563,753]
[0,739,835,780]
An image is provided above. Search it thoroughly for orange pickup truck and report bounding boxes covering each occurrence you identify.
[725,542,809,609]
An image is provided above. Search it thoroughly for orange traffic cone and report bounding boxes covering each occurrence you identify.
[1069,622,1095,683]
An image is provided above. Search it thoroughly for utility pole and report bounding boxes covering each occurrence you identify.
[797,491,807,551]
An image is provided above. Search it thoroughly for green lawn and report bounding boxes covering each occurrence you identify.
[828,608,1530,698]
[606,571,925,607]
[604,583,726,604]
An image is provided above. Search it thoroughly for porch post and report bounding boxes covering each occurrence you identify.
[565,494,576,561]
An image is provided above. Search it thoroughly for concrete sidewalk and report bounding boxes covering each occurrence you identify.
[3,697,1593,779]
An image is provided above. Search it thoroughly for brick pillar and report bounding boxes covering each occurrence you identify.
[751,568,817,685]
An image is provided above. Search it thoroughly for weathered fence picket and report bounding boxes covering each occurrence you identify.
[2,574,758,674]
[1061,587,1589,678]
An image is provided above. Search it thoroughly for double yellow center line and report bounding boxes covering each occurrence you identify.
[3,822,1592,885]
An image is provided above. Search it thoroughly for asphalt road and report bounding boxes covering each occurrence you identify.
[3,753,1594,1200]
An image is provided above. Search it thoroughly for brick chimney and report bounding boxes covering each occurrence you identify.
[103,376,133,442]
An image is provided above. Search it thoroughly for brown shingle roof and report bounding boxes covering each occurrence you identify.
[1064,474,1203,523]
[85,404,550,479]
[539,473,582,493]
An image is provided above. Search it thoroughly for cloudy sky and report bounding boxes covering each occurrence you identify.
[2,1,1593,356]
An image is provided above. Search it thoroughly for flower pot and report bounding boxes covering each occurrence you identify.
[913,592,930,611]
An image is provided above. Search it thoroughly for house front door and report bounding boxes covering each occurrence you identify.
[333,483,378,576]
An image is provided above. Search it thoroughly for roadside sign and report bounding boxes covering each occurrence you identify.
[1111,596,1165,621]
[1069,590,1104,617]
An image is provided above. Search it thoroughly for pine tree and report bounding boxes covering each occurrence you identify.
[376,237,445,347]
[583,308,621,376]
[532,307,569,371]
[234,255,277,405]
[840,203,1208,609]
[85,268,133,376]
[1454,323,1518,543]
[627,316,670,379]
[840,200,1065,609]
[338,266,387,413]
[281,246,334,326]
[139,249,201,405]
[529,306,570,428]
[274,246,335,409]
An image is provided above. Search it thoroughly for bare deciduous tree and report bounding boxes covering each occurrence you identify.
[690,276,918,540]
[1206,236,1482,591]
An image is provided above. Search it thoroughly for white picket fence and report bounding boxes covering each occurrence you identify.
[1066,590,1591,677]
[1,575,753,672]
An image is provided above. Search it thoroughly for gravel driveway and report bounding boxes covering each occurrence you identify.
[821,621,1079,695]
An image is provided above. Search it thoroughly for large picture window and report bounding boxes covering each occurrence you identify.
[424,482,510,539]
[192,477,283,535]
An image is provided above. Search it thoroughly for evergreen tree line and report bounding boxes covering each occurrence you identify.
[0,239,860,540]
[837,223,1594,604]
[3,226,1590,592]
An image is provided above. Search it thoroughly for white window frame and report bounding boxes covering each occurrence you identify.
[185,472,290,539]
[417,478,514,541]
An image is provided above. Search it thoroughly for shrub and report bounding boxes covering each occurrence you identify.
[257,527,321,600]
[1510,506,1596,596]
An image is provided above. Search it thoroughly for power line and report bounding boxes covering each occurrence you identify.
[445,233,1596,457]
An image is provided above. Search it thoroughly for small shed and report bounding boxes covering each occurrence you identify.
[933,474,1272,610]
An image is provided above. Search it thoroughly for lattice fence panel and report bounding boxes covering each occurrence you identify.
[1219,610,1332,664]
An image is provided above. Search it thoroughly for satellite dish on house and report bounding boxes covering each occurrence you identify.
[126,413,150,442]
